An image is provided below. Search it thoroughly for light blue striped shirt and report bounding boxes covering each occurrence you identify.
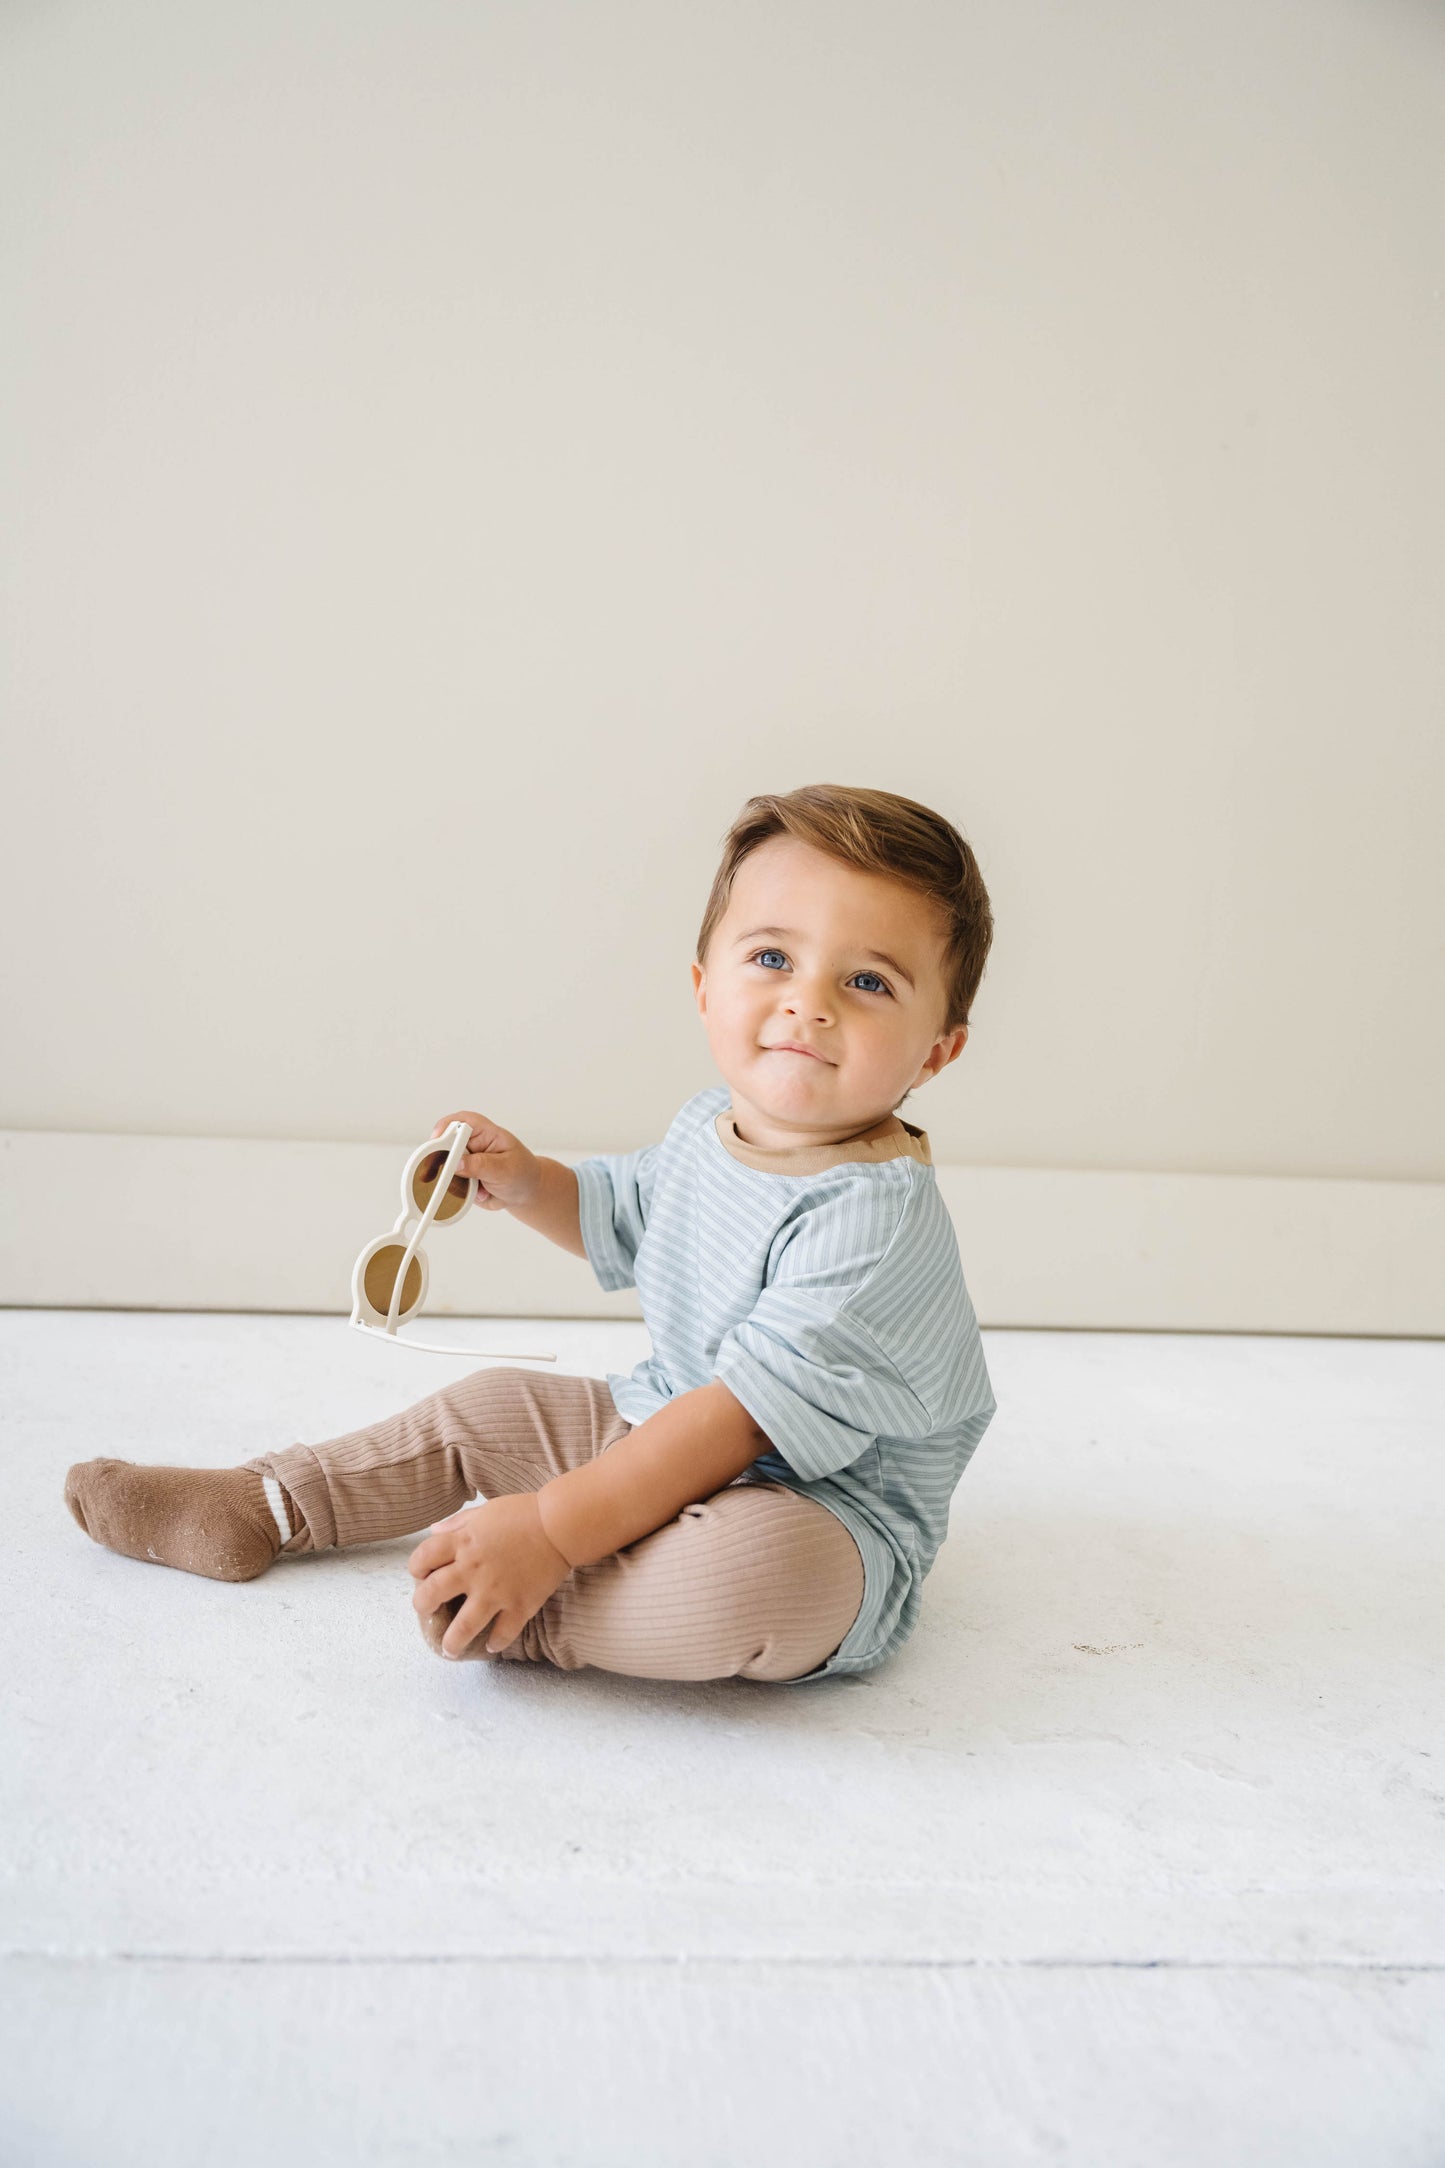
[572,1084,996,1682]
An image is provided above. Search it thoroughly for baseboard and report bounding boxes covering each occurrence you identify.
[1,1130,1440,1336]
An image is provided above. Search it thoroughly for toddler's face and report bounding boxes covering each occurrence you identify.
[692,835,968,1148]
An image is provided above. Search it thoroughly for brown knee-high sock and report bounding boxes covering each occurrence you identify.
[63,1459,306,1583]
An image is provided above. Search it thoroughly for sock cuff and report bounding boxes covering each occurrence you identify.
[260,1474,293,1546]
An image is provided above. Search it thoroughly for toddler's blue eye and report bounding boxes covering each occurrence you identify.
[747,949,892,996]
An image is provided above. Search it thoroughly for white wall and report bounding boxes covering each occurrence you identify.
[2,1,1442,1325]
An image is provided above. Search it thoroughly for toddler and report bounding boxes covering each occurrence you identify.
[63,783,997,1686]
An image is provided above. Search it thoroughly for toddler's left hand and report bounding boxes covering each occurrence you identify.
[408,1493,572,1658]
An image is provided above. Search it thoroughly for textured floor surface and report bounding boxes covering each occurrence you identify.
[3,1310,1443,2166]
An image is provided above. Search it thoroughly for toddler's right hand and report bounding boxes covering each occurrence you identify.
[429,1111,541,1212]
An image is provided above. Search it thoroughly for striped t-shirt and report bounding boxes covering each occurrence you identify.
[571,1083,996,1683]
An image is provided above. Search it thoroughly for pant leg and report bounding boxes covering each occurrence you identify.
[511,1480,867,1684]
[246,1365,865,1685]
[243,1365,627,1553]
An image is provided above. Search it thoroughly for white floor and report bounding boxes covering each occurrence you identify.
[3,1311,1443,2167]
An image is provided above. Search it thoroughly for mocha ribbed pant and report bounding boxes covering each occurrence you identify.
[245,1366,865,1684]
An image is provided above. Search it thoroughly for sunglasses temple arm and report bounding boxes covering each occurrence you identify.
[386,1122,473,1332]
[348,1319,557,1362]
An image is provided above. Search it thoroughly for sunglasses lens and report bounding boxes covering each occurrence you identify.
[363,1243,424,1322]
[411,1149,471,1222]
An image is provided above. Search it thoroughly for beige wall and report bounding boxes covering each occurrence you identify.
[3,0,1442,1193]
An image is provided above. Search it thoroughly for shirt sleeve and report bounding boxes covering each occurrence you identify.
[572,1144,661,1292]
[712,1200,936,1481]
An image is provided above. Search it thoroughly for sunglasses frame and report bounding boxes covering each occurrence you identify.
[348,1120,557,1363]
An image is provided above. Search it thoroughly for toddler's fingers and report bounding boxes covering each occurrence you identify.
[406,1528,456,1576]
[485,1612,522,1655]
[412,1571,454,1617]
[441,1595,496,1659]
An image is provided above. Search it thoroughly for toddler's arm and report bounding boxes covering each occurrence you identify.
[535,1382,768,1568]
[503,1157,587,1260]
[407,1387,766,1660]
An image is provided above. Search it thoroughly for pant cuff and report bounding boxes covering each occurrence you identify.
[245,1443,338,1553]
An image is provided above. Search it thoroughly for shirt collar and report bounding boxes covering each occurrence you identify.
[712,1104,932,1176]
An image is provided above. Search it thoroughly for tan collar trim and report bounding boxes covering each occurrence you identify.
[712,1105,932,1177]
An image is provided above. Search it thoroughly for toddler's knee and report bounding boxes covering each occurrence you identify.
[741,1609,853,1682]
[723,1506,864,1682]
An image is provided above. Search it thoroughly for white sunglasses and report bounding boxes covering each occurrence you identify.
[349,1120,557,1363]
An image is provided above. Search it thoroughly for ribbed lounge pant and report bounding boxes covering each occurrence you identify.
[244,1367,866,1684]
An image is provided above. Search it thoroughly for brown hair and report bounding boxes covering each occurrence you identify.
[696,784,994,1037]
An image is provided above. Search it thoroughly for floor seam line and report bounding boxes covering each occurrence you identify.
[6,1951,1445,1973]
